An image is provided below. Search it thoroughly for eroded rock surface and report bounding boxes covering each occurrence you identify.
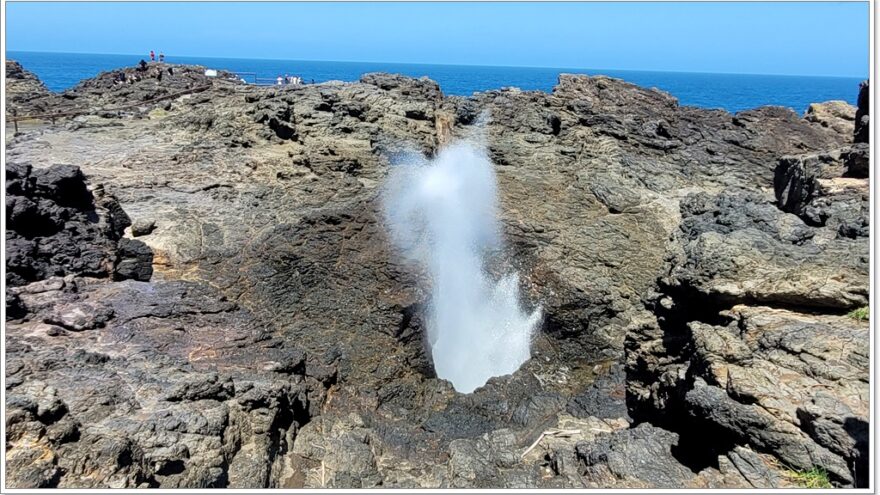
[6,163,153,287]
[6,60,52,116]
[6,277,332,488]
[4,61,869,488]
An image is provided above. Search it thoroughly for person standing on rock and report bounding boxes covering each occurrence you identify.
[150,50,155,61]
[276,75,283,85]
[159,53,165,62]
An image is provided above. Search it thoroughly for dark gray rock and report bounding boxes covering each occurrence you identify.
[845,142,870,178]
[726,446,782,488]
[131,219,156,237]
[576,424,695,488]
[854,81,869,144]
[114,238,153,281]
[5,163,151,288]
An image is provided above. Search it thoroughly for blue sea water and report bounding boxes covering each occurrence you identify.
[7,51,864,114]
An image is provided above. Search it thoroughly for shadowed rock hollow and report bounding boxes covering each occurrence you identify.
[4,61,870,488]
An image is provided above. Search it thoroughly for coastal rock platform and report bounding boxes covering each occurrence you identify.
[4,60,870,488]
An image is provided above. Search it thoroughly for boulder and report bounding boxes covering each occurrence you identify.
[805,100,856,137]
[5,163,151,288]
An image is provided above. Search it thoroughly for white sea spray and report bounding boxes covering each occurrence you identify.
[382,139,540,393]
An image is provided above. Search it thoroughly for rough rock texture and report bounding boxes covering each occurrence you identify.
[4,63,869,488]
[854,81,869,144]
[684,306,868,486]
[6,163,153,287]
[805,100,857,136]
[6,277,332,488]
[6,60,52,116]
[6,59,241,125]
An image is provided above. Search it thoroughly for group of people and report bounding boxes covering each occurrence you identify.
[276,74,303,85]
[113,59,174,86]
[149,50,166,62]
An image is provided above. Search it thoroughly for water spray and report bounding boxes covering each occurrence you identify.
[382,139,540,393]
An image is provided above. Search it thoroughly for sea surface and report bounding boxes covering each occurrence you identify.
[7,51,864,114]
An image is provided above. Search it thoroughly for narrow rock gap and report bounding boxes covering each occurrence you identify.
[627,282,741,473]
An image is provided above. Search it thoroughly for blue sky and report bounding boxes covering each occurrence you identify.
[5,2,869,77]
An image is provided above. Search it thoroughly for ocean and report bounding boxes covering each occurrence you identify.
[7,51,864,114]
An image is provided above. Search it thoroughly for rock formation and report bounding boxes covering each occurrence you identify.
[4,60,869,488]
[6,163,153,287]
[5,60,52,116]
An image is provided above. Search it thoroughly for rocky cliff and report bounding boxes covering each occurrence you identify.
[4,61,870,488]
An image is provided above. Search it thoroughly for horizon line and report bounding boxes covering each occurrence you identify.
[5,49,868,80]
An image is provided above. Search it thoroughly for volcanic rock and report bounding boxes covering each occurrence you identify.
[5,163,152,287]
[3,62,869,488]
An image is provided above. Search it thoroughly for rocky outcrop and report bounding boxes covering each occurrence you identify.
[6,277,333,488]
[840,81,871,179]
[6,163,153,287]
[6,60,52,116]
[805,100,856,137]
[6,59,242,123]
[4,63,869,488]
[628,140,868,486]
[59,63,241,112]
[684,306,868,485]
[4,164,332,488]
[854,81,869,144]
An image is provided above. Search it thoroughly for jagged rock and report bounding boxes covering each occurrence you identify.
[805,100,856,137]
[5,163,152,287]
[854,81,869,143]
[6,277,328,489]
[576,424,698,488]
[4,62,869,488]
[671,190,867,309]
[774,148,868,235]
[6,60,52,116]
[683,306,868,485]
[725,446,782,488]
[844,142,870,177]
[774,151,841,218]
[114,238,154,281]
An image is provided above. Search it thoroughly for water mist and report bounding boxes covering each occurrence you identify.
[382,140,541,393]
